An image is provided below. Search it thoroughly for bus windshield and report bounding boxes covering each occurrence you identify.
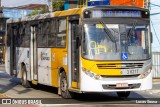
[82,23,151,61]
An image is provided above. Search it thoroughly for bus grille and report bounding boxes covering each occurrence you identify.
[97,63,144,69]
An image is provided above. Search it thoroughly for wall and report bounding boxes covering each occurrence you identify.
[152,52,160,78]
[3,8,34,18]
[110,0,144,8]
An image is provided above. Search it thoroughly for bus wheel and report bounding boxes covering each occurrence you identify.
[21,66,31,88]
[117,91,130,98]
[60,72,74,98]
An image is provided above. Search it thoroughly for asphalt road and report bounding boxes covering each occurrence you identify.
[0,64,160,107]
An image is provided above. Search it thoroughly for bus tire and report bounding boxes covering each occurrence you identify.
[117,91,130,98]
[60,72,74,98]
[21,66,31,88]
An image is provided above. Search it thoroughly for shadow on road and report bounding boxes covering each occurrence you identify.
[0,71,32,95]
[29,84,145,104]
[32,84,58,95]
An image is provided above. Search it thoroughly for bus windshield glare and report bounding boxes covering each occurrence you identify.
[82,23,151,61]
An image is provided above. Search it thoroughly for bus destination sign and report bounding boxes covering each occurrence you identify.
[91,10,141,18]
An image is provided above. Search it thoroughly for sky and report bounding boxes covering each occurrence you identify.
[150,0,160,52]
[1,0,160,52]
[1,0,48,7]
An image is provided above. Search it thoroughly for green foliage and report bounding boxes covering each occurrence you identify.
[28,9,39,16]
[39,8,49,14]
[28,8,49,16]
[52,0,64,12]
[27,0,65,16]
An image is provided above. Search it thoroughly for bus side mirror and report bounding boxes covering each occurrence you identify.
[150,32,153,43]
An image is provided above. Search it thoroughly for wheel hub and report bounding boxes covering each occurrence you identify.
[23,71,27,85]
[61,78,67,92]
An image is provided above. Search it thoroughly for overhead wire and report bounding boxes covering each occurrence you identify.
[151,20,160,46]
[149,0,160,51]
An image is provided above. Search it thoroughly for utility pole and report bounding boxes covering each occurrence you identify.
[0,0,2,17]
[49,0,53,12]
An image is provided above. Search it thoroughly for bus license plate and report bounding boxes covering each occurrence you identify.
[116,83,128,88]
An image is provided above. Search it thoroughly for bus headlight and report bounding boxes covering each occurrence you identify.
[139,69,151,79]
[82,67,101,80]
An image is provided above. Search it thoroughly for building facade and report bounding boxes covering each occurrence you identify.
[64,0,148,10]
[0,7,7,64]
[2,4,48,19]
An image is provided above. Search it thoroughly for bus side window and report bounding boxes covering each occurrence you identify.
[19,23,25,47]
[16,24,20,47]
[7,24,11,46]
[56,18,66,47]
[13,25,21,47]
[24,23,30,47]
[48,19,56,47]
[37,20,47,47]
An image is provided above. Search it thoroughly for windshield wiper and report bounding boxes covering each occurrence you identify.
[100,21,116,42]
[99,21,117,52]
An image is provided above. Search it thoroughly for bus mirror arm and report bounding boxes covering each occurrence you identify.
[150,32,153,43]
[76,25,82,38]
[76,37,80,48]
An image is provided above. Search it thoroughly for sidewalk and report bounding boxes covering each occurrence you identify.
[145,78,160,95]
[153,78,160,82]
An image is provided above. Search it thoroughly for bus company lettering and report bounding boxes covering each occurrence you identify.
[40,52,50,60]
[11,99,42,104]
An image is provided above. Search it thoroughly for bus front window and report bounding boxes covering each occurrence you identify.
[82,24,151,61]
[124,24,151,60]
[82,24,121,60]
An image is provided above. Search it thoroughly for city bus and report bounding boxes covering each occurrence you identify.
[5,6,152,98]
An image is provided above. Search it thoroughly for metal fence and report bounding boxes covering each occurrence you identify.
[152,52,160,78]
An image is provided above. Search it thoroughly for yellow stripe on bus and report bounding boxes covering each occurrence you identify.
[81,58,122,76]
[32,80,38,85]
[71,81,80,88]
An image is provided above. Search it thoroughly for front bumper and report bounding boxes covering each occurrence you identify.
[80,71,152,92]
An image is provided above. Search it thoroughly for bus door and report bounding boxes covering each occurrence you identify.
[30,25,38,80]
[10,26,17,76]
[69,17,80,89]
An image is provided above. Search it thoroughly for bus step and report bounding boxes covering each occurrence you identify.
[68,88,82,93]
[32,80,38,85]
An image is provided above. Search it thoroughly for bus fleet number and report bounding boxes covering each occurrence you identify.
[127,69,139,75]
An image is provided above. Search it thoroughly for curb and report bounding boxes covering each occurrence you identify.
[153,79,160,82]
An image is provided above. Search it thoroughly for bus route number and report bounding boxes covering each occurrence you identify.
[127,69,139,75]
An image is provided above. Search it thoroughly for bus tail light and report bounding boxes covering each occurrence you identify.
[139,69,151,79]
[82,67,101,80]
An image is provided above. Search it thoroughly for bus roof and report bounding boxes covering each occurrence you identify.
[7,8,82,23]
[7,6,148,24]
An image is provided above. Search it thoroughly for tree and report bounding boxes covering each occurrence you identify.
[28,8,49,16]
[52,0,64,12]
[39,8,49,14]
[28,9,39,16]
